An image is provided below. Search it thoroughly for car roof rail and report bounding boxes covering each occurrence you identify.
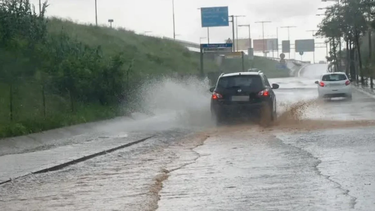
[248,68,262,73]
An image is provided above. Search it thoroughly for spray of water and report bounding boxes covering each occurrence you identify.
[138,76,214,129]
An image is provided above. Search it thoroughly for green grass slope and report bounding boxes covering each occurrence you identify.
[47,18,219,75]
[0,17,290,138]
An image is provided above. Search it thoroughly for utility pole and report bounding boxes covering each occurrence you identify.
[95,0,98,26]
[280,26,296,59]
[255,21,271,57]
[172,0,176,39]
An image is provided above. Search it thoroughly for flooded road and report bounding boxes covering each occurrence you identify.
[158,65,375,211]
[2,64,375,210]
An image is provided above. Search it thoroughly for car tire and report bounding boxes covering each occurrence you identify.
[259,103,273,127]
[271,102,277,121]
[211,111,224,126]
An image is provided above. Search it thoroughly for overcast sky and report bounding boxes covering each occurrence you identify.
[29,0,337,62]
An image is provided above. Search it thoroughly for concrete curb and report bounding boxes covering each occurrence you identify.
[0,135,154,186]
[0,115,143,157]
[353,86,375,99]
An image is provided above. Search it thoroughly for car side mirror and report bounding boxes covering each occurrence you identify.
[315,81,319,84]
[209,87,215,92]
[272,83,279,89]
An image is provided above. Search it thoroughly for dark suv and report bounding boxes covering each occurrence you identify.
[209,71,279,125]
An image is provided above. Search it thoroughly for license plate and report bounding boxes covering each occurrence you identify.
[231,96,249,101]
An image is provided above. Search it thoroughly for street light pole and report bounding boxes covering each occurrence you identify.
[172,0,176,39]
[234,15,245,51]
[239,24,251,50]
[95,0,98,26]
[38,0,41,15]
[280,26,296,59]
[255,21,271,57]
[236,17,238,51]
[276,27,279,57]
[229,15,235,52]
[307,30,317,63]
[197,8,210,44]
[207,28,210,43]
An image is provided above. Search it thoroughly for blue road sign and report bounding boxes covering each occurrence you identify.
[201,43,233,49]
[201,7,229,27]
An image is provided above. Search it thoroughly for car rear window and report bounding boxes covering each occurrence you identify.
[322,74,347,81]
[217,75,263,89]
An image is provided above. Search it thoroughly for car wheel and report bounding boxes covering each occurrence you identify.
[211,111,224,126]
[259,104,272,127]
[271,101,277,121]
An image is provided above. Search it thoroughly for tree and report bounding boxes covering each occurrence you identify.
[317,0,368,83]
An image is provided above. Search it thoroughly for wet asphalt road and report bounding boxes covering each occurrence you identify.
[1,64,375,210]
[158,65,375,211]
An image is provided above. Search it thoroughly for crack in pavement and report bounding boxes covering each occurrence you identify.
[275,135,358,209]
[150,135,210,211]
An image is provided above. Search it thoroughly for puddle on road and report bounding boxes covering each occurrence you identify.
[207,99,375,135]
[2,74,375,210]
[272,99,375,132]
[0,132,210,211]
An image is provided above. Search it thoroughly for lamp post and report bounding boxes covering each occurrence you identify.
[172,0,176,39]
[197,8,210,44]
[255,21,271,56]
[235,15,246,51]
[95,0,98,26]
[280,26,296,59]
[238,24,251,50]
[307,30,317,63]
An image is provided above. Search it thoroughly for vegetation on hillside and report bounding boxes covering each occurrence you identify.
[317,0,375,88]
[0,0,289,138]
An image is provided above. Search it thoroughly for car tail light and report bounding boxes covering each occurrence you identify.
[212,92,223,100]
[319,82,325,87]
[258,90,269,97]
[345,80,350,85]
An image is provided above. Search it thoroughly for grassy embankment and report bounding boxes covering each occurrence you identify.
[0,16,289,138]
